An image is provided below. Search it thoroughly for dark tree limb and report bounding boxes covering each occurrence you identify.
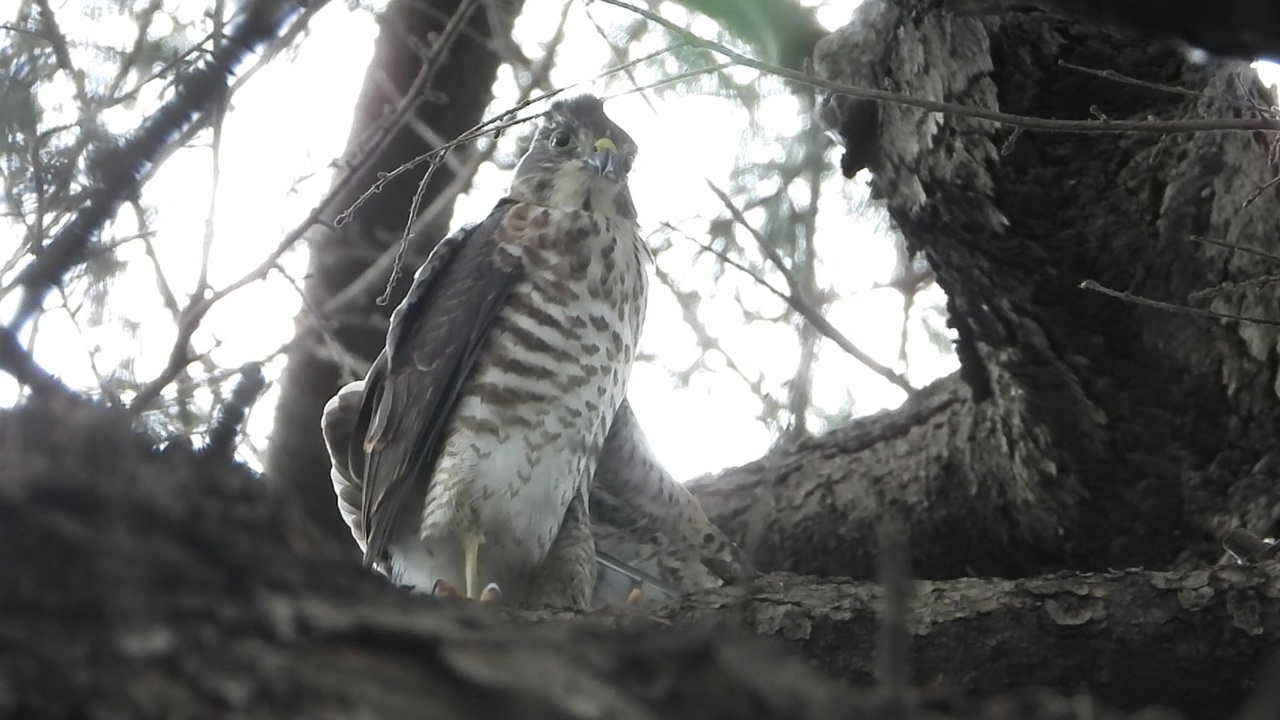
[2,398,1274,720]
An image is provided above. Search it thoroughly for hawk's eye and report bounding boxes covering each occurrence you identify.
[549,130,573,149]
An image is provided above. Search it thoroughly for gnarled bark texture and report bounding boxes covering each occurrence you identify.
[3,399,1276,719]
[694,1,1280,591]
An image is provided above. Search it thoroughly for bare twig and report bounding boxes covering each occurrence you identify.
[276,263,369,379]
[596,0,1280,136]
[1190,235,1280,264]
[4,0,326,333]
[354,34,685,303]
[652,260,770,400]
[334,0,483,241]
[1242,172,1280,208]
[705,182,916,393]
[194,0,229,301]
[134,207,182,321]
[1188,275,1280,301]
[1058,60,1275,116]
[1080,279,1280,326]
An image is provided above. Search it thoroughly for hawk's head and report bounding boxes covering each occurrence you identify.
[509,95,639,221]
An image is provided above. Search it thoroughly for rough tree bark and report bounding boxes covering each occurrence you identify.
[696,1,1280,582]
[6,398,1275,719]
[265,0,523,546]
[6,1,1280,719]
[687,0,1280,712]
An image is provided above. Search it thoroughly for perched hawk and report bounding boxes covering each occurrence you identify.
[327,96,646,609]
[322,95,752,609]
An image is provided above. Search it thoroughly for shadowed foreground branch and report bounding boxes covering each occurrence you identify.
[0,399,1275,719]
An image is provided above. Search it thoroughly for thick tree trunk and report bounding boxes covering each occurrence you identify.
[265,0,523,547]
[693,0,1280,590]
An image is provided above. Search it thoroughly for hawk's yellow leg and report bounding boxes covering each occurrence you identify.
[464,531,482,600]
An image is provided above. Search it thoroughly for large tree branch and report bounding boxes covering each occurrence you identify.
[3,398,1277,719]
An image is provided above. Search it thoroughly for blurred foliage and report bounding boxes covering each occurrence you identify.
[676,0,826,69]
[0,0,250,440]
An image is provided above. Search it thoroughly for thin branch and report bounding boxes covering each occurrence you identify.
[1242,172,1280,208]
[195,0,230,300]
[1188,274,1280,301]
[276,263,369,379]
[650,255,778,424]
[138,231,182,320]
[705,182,916,393]
[1057,60,1274,116]
[4,0,326,333]
[1190,235,1280,264]
[306,3,575,328]
[596,0,1280,135]
[336,41,694,228]
[608,62,735,101]
[334,0,484,230]
[1080,279,1280,326]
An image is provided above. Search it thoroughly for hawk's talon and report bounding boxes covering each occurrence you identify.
[480,583,503,603]
[432,579,462,597]
[624,587,644,606]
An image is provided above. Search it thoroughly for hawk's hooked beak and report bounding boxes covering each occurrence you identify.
[587,137,617,177]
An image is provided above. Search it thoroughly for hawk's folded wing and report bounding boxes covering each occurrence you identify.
[343,200,523,566]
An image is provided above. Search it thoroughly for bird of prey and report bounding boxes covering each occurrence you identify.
[325,386,755,608]
[326,95,648,609]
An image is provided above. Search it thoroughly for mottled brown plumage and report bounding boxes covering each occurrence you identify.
[332,96,647,608]
[323,96,752,609]
[325,389,754,607]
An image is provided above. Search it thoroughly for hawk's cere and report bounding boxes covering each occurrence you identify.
[321,95,753,609]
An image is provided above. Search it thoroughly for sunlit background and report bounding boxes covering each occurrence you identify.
[3,0,1276,479]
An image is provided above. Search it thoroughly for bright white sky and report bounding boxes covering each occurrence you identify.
[6,0,1278,480]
